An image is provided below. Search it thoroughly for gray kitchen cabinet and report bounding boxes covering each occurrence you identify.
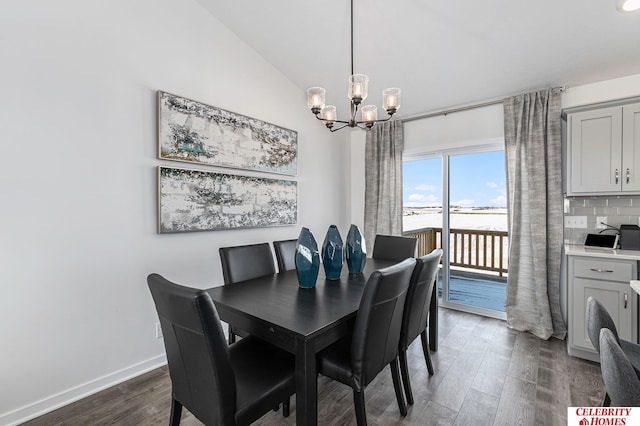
[568,255,638,362]
[566,101,640,195]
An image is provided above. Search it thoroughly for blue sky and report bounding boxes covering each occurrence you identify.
[403,150,507,208]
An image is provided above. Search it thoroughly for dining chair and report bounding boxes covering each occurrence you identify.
[398,248,443,405]
[317,258,417,425]
[147,273,295,426]
[273,239,297,272]
[586,296,640,406]
[371,234,417,261]
[219,243,276,344]
[599,328,640,407]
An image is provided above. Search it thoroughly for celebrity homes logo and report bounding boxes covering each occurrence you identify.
[568,407,638,425]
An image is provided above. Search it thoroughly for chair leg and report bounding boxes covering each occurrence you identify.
[169,398,182,426]
[390,358,408,416]
[603,392,611,407]
[399,348,414,405]
[353,389,367,426]
[283,397,290,417]
[420,330,434,375]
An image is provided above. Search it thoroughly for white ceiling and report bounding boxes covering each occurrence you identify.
[197,0,640,118]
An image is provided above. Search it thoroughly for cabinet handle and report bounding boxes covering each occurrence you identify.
[627,168,630,184]
[615,169,619,184]
[624,293,628,309]
[589,268,614,273]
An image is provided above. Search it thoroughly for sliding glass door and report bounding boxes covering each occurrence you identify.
[403,146,507,319]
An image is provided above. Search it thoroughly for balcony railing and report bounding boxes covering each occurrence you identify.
[403,227,509,277]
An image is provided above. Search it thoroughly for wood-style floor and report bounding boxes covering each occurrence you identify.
[24,308,605,426]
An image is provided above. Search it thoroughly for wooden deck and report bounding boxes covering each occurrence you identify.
[439,270,507,312]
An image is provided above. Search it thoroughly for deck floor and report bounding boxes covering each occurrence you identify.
[439,270,507,312]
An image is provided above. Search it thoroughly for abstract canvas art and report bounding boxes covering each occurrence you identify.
[158,166,297,233]
[158,91,298,176]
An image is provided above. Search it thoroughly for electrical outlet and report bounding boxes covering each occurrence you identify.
[155,322,163,339]
[596,217,608,229]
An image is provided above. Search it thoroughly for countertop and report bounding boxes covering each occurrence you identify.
[565,244,640,261]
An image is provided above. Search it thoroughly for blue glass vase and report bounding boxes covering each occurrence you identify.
[322,225,344,280]
[345,224,367,274]
[295,227,320,288]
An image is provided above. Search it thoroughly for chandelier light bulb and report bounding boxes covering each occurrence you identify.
[307,87,326,114]
[348,74,369,104]
[383,88,401,114]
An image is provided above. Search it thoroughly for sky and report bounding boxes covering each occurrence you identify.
[403,150,507,208]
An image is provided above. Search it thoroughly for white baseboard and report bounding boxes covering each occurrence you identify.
[0,354,167,426]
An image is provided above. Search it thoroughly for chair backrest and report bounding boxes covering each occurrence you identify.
[372,235,417,261]
[273,239,297,272]
[351,258,416,388]
[586,296,619,353]
[219,243,276,285]
[147,273,236,425]
[599,328,640,406]
[400,248,443,349]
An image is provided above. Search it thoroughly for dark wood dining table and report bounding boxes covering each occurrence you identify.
[207,258,438,426]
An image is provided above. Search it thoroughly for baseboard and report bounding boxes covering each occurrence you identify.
[0,354,167,426]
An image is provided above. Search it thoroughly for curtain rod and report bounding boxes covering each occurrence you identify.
[402,86,566,123]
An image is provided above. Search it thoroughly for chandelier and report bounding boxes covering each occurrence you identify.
[306,0,401,132]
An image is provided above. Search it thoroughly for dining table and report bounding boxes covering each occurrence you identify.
[207,258,438,426]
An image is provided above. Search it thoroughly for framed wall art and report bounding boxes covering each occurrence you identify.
[158,166,297,233]
[158,91,298,176]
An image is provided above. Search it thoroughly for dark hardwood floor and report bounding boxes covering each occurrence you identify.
[24,308,605,426]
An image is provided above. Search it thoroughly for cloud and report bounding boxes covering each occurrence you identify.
[490,195,507,206]
[415,184,438,191]
[486,182,498,188]
[405,193,440,207]
[451,199,475,208]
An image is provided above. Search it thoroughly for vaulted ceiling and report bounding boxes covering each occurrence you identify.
[197,0,640,118]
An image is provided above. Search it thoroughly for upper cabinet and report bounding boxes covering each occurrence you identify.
[566,100,640,195]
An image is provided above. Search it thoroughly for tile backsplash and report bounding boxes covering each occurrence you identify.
[564,195,640,245]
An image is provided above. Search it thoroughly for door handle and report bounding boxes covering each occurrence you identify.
[616,169,619,184]
[624,292,628,309]
[627,168,630,184]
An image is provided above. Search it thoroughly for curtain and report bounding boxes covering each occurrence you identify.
[504,88,566,340]
[364,120,404,250]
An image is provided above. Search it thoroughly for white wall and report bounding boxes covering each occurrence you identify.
[0,1,349,424]
[562,74,640,109]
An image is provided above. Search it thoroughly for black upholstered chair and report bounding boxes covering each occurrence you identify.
[371,234,417,261]
[273,239,297,272]
[599,328,640,407]
[398,248,443,405]
[586,296,640,406]
[219,243,276,344]
[147,273,295,426]
[317,258,416,425]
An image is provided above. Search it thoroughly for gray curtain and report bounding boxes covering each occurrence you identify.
[364,120,404,251]
[504,88,567,340]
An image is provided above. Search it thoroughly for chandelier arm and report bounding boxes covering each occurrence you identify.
[330,123,350,132]
[314,114,350,125]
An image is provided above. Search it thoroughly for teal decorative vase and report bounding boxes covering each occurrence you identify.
[295,227,320,288]
[345,224,367,274]
[322,225,344,280]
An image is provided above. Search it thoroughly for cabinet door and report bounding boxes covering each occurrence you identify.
[569,107,622,194]
[622,103,640,192]
[572,278,634,352]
